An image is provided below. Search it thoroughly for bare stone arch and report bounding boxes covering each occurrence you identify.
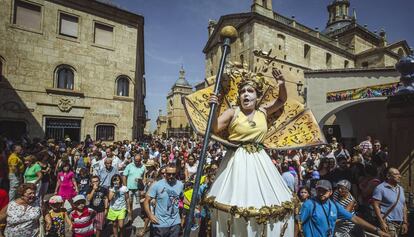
[319,98,387,127]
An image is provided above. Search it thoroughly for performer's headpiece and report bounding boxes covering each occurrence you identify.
[237,72,264,98]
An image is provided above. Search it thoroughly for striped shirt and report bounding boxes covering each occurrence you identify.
[359,140,372,153]
[333,191,355,233]
[70,208,96,237]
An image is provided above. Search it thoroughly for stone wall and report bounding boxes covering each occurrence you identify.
[0,0,144,141]
[353,34,377,54]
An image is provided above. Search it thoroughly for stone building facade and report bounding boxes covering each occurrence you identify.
[165,67,193,138]
[202,0,410,103]
[0,0,145,142]
[155,113,167,138]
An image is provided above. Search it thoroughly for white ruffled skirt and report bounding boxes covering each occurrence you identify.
[207,147,294,237]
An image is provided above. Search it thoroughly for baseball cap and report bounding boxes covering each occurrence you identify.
[337,179,351,190]
[316,180,332,190]
[72,194,86,203]
[311,171,320,179]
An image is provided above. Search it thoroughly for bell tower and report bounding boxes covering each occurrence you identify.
[325,0,352,32]
[166,66,193,137]
[251,0,273,19]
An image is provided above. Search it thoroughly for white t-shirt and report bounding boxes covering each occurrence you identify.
[186,161,199,178]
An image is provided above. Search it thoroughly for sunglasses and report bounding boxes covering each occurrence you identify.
[165,173,175,176]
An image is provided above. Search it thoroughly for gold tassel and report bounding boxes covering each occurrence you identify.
[261,223,267,237]
[280,221,288,237]
[227,218,231,237]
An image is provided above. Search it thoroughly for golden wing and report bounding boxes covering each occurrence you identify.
[182,64,326,149]
[263,109,326,150]
[182,83,237,147]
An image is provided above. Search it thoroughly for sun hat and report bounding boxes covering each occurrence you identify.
[145,159,156,167]
[72,194,86,203]
[49,195,63,204]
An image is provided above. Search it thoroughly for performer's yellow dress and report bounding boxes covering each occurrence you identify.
[206,107,294,237]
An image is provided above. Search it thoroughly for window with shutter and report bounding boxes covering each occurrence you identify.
[94,23,113,47]
[59,13,78,38]
[13,0,42,31]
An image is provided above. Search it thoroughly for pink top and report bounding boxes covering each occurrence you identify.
[57,171,76,200]
[169,153,175,162]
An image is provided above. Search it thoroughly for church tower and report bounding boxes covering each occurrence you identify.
[251,0,273,18]
[166,66,193,137]
[325,0,352,33]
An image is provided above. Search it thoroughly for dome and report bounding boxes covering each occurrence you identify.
[174,66,191,87]
[322,21,352,34]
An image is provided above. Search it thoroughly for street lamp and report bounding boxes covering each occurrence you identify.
[296,81,307,104]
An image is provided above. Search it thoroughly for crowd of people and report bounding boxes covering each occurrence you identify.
[0,134,409,237]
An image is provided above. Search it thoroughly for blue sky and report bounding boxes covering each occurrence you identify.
[111,0,414,131]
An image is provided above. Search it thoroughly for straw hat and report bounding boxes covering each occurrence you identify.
[145,159,156,167]
[49,195,63,204]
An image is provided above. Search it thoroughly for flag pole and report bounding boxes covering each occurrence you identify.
[183,26,238,237]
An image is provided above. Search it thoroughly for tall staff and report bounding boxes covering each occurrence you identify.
[183,26,238,237]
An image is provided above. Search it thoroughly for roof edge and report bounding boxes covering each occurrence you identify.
[304,66,397,75]
[47,0,144,27]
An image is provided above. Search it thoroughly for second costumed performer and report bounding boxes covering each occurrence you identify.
[206,68,294,237]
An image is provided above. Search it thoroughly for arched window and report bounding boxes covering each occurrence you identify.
[56,66,74,90]
[116,76,129,96]
[326,53,332,68]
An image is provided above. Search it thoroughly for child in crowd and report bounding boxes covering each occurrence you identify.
[297,186,311,203]
[45,195,71,237]
[76,168,90,197]
[55,162,78,202]
[86,176,108,237]
[296,186,311,237]
[107,174,131,237]
[69,195,96,237]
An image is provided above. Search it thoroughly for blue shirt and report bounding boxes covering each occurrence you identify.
[148,179,183,227]
[300,198,353,237]
[198,184,210,219]
[98,167,118,189]
[282,171,295,192]
[123,163,146,190]
[372,182,405,222]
